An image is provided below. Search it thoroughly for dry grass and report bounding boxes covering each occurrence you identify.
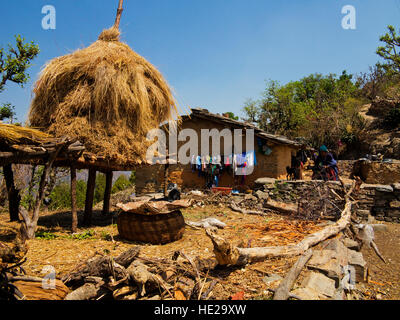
[0,205,326,300]
[0,124,51,146]
[28,27,178,164]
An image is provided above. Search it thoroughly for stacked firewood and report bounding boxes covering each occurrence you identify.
[62,247,218,300]
[0,238,28,300]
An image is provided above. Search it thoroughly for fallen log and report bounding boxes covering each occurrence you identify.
[229,202,266,216]
[64,283,105,300]
[273,249,313,300]
[206,182,357,266]
[264,199,298,215]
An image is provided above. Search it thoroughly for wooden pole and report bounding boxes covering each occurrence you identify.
[19,144,64,239]
[164,163,170,197]
[103,171,113,215]
[84,168,96,226]
[273,249,313,300]
[3,164,20,222]
[71,166,78,233]
[114,0,124,29]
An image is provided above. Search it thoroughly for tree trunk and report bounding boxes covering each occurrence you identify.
[19,145,64,239]
[3,164,21,222]
[84,168,96,226]
[273,249,313,300]
[71,166,78,233]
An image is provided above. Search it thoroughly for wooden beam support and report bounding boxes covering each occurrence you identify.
[20,143,65,239]
[84,168,97,226]
[71,165,78,233]
[102,171,113,215]
[3,164,21,222]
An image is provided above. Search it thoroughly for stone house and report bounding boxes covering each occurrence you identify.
[136,108,301,194]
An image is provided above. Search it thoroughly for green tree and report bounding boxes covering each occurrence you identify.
[112,174,132,194]
[376,25,400,75]
[0,103,15,122]
[0,35,39,92]
[242,98,259,123]
[47,180,87,210]
[129,171,136,185]
[243,72,364,153]
[0,35,39,124]
[224,112,239,120]
[94,173,106,204]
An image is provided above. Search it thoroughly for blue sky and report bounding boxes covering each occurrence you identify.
[1,0,400,123]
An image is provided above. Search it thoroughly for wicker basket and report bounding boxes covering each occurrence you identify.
[117,210,185,245]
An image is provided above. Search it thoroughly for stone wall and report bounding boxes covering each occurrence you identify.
[357,183,400,223]
[135,165,165,195]
[256,179,400,223]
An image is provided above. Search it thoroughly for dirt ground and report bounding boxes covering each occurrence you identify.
[361,222,400,300]
[1,205,399,300]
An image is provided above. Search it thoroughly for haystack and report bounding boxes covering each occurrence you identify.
[28,26,177,166]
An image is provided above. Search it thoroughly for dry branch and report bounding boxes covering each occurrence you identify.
[229,202,266,216]
[19,141,66,239]
[264,199,298,215]
[273,249,313,300]
[206,182,357,266]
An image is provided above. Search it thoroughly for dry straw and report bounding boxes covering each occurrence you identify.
[0,123,51,146]
[28,27,178,165]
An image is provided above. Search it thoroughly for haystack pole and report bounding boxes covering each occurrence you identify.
[3,164,21,222]
[114,0,124,29]
[70,165,78,233]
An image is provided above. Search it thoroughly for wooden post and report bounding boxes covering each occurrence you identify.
[114,0,124,29]
[19,144,64,239]
[103,171,113,215]
[164,163,170,197]
[3,164,20,222]
[71,166,78,233]
[84,168,96,226]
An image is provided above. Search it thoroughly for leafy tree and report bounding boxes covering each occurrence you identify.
[224,112,239,120]
[112,174,131,194]
[0,35,39,124]
[0,103,15,122]
[242,98,259,123]
[0,35,39,92]
[243,72,364,153]
[47,180,87,210]
[129,171,136,185]
[94,173,106,204]
[376,25,400,75]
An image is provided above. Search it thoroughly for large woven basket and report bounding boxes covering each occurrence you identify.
[117,210,185,245]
